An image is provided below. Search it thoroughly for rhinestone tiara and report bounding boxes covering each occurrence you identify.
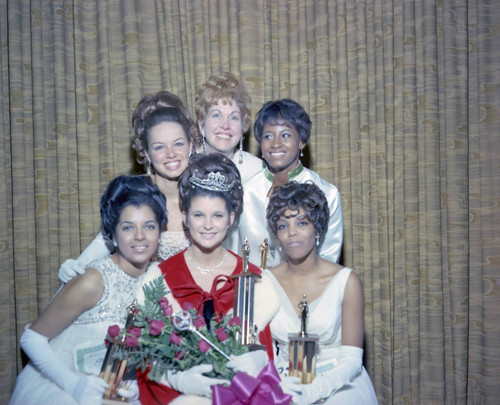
[189,171,234,192]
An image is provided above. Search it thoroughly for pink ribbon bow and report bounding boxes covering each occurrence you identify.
[212,361,292,405]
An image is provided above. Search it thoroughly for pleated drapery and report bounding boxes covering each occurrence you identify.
[2,1,499,403]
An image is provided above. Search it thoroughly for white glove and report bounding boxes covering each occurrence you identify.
[226,350,268,378]
[117,380,141,405]
[163,364,228,397]
[72,375,108,405]
[280,345,363,404]
[58,232,110,283]
[21,328,108,405]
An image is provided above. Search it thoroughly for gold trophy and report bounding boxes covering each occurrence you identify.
[100,302,136,404]
[288,295,319,384]
[231,237,263,348]
[259,238,269,269]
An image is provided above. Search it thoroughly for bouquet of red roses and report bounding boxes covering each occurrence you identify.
[107,276,249,382]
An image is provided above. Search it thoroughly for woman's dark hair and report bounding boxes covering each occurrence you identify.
[131,92,200,164]
[267,181,329,238]
[100,175,167,244]
[140,106,193,153]
[178,153,243,215]
[253,99,312,144]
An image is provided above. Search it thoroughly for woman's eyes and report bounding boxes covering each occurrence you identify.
[153,144,164,151]
[145,224,157,230]
[277,223,287,231]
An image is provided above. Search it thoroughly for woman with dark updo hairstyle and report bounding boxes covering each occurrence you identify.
[265,182,377,405]
[59,92,198,283]
[137,153,279,405]
[10,175,166,405]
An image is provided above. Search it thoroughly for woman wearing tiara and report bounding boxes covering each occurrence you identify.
[58,92,199,283]
[266,182,377,404]
[137,153,279,405]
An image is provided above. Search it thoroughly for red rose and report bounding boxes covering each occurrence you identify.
[159,297,173,316]
[198,339,210,353]
[149,320,164,336]
[193,316,206,330]
[129,326,142,338]
[107,325,121,339]
[215,327,228,342]
[229,316,241,327]
[125,336,139,348]
[174,351,185,359]
[169,332,183,345]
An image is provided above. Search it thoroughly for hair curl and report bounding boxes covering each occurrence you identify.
[267,181,329,239]
[178,153,243,215]
[195,72,252,133]
[131,91,200,164]
[100,175,167,247]
[254,98,312,145]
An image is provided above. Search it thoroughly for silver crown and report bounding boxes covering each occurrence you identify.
[189,171,234,192]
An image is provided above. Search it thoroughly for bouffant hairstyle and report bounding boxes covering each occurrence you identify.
[253,99,312,145]
[267,181,329,239]
[178,153,243,215]
[195,72,252,133]
[131,91,200,163]
[100,175,167,246]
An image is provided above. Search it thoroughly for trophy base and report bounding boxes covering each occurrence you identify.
[102,398,129,404]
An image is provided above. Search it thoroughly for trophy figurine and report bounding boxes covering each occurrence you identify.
[259,238,269,269]
[100,302,137,404]
[288,295,319,384]
[231,237,263,348]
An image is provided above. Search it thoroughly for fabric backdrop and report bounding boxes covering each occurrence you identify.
[1,0,499,403]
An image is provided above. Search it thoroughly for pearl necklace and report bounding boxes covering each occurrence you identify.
[186,248,228,275]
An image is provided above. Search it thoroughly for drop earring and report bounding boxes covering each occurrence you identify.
[202,133,207,153]
[146,157,152,175]
[238,136,244,164]
[316,235,320,246]
[300,148,304,157]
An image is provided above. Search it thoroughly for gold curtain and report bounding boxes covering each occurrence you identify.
[2,0,499,403]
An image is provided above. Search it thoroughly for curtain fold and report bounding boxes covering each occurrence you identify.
[2,0,499,403]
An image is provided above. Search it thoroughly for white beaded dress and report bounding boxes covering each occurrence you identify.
[9,257,145,405]
[267,268,378,404]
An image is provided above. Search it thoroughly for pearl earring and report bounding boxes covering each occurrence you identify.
[300,148,304,157]
[316,235,320,246]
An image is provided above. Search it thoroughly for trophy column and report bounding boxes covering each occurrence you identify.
[231,237,263,348]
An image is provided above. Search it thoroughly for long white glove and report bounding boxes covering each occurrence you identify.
[161,364,228,397]
[21,328,108,405]
[226,350,268,378]
[117,380,141,405]
[58,232,110,283]
[280,345,363,405]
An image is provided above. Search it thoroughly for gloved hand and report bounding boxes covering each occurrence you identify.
[117,380,141,405]
[163,364,229,397]
[20,328,107,405]
[72,375,108,405]
[58,232,110,283]
[226,350,268,378]
[280,345,363,404]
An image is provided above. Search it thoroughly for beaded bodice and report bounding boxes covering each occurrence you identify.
[158,231,190,261]
[73,257,144,325]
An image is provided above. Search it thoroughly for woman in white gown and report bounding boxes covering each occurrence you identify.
[9,175,167,405]
[58,92,198,282]
[266,181,378,404]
